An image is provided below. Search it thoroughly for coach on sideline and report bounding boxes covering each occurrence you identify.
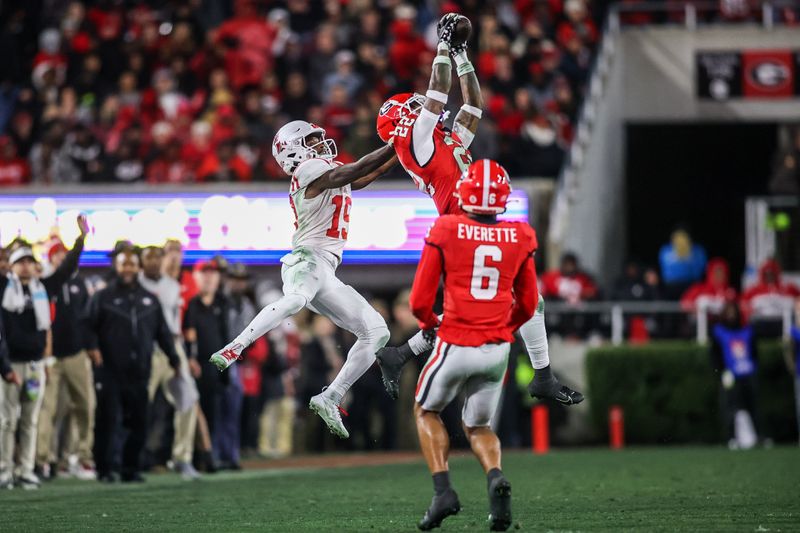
[0,313,20,385]
[0,215,88,490]
[84,246,181,483]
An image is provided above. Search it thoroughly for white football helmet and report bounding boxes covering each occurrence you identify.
[272,120,337,175]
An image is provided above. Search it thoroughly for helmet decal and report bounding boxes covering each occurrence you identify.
[379,101,394,116]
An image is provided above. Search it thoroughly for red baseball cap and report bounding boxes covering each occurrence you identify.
[193,259,220,273]
[46,240,68,259]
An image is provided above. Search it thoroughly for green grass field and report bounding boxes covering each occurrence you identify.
[3,447,798,532]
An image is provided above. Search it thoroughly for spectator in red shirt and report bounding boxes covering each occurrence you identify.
[32,29,67,91]
[146,140,194,184]
[209,104,239,146]
[323,85,356,135]
[681,258,737,316]
[388,15,428,83]
[740,259,800,324]
[214,0,276,91]
[541,252,599,305]
[0,137,30,186]
[196,140,251,183]
[540,252,600,338]
[556,0,598,49]
[181,121,214,172]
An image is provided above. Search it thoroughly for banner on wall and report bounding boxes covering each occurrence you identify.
[0,190,529,266]
[696,49,800,100]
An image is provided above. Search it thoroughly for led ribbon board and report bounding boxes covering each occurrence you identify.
[0,190,530,265]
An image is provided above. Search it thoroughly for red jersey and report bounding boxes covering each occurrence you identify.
[178,269,197,325]
[410,214,539,346]
[393,117,472,216]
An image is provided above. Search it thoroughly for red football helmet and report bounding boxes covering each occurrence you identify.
[456,159,512,215]
[376,93,425,142]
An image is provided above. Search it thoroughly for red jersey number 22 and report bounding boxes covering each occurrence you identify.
[326,194,352,239]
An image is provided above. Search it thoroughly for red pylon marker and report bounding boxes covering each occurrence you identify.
[532,404,549,454]
[609,405,625,449]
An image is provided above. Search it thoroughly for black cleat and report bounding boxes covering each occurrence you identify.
[488,476,512,531]
[528,376,584,405]
[418,489,461,531]
[376,346,405,400]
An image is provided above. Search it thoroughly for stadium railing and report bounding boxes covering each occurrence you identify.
[745,195,800,274]
[545,299,797,345]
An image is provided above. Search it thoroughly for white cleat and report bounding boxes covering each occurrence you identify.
[309,393,349,439]
[209,342,245,371]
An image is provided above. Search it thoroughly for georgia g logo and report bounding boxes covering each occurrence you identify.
[748,60,790,90]
[379,100,394,116]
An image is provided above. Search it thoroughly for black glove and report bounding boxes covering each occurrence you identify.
[422,328,438,346]
[436,13,460,46]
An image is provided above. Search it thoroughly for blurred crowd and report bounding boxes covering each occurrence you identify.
[0,0,603,186]
[616,0,800,25]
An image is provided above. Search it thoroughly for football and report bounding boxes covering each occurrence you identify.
[451,15,472,47]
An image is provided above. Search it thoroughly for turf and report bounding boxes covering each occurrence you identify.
[2,447,798,532]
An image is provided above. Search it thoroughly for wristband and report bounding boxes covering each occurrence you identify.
[432,55,452,68]
[456,61,475,76]
[425,89,448,104]
[460,104,482,118]
[437,41,450,53]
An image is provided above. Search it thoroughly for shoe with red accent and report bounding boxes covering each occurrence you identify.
[209,342,245,371]
[309,392,349,439]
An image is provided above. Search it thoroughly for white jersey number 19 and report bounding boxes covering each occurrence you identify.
[471,244,502,300]
[326,194,352,239]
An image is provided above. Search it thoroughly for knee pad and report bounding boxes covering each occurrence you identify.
[280,293,308,316]
[362,325,390,349]
[359,312,390,348]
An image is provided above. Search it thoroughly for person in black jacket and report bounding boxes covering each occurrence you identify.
[0,312,20,384]
[35,240,96,481]
[183,260,230,469]
[0,215,87,490]
[84,248,180,483]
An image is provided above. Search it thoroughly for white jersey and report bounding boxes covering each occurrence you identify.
[289,158,351,261]
[137,272,182,336]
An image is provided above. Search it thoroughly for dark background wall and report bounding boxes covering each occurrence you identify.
[626,123,777,285]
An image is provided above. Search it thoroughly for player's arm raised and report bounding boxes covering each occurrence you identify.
[306,144,396,198]
[409,14,459,167]
[451,18,483,149]
[423,15,457,117]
